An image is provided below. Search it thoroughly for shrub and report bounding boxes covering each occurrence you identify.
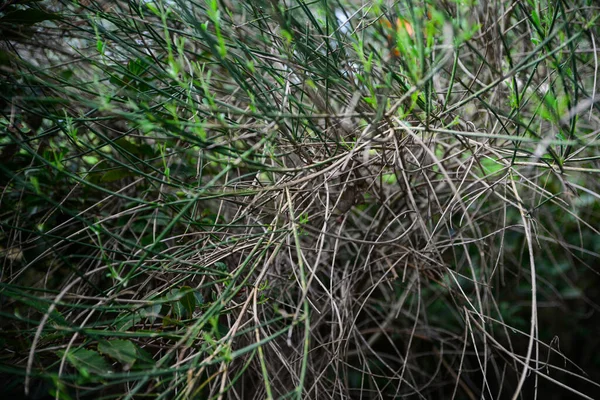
[2,0,600,398]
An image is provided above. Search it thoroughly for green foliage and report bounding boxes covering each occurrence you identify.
[1,0,600,399]
[57,348,112,380]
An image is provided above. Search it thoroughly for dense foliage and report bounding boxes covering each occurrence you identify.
[2,0,600,398]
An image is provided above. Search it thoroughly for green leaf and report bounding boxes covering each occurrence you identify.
[172,297,186,319]
[98,340,137,365]
[193,291,204,306]
[96,39,105,55]
[58,348,112,376]
[82,155,99,165]
[382,173,397,185]
[128,57,151,76]
[60,69,74,81]
[179,286,196,316]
